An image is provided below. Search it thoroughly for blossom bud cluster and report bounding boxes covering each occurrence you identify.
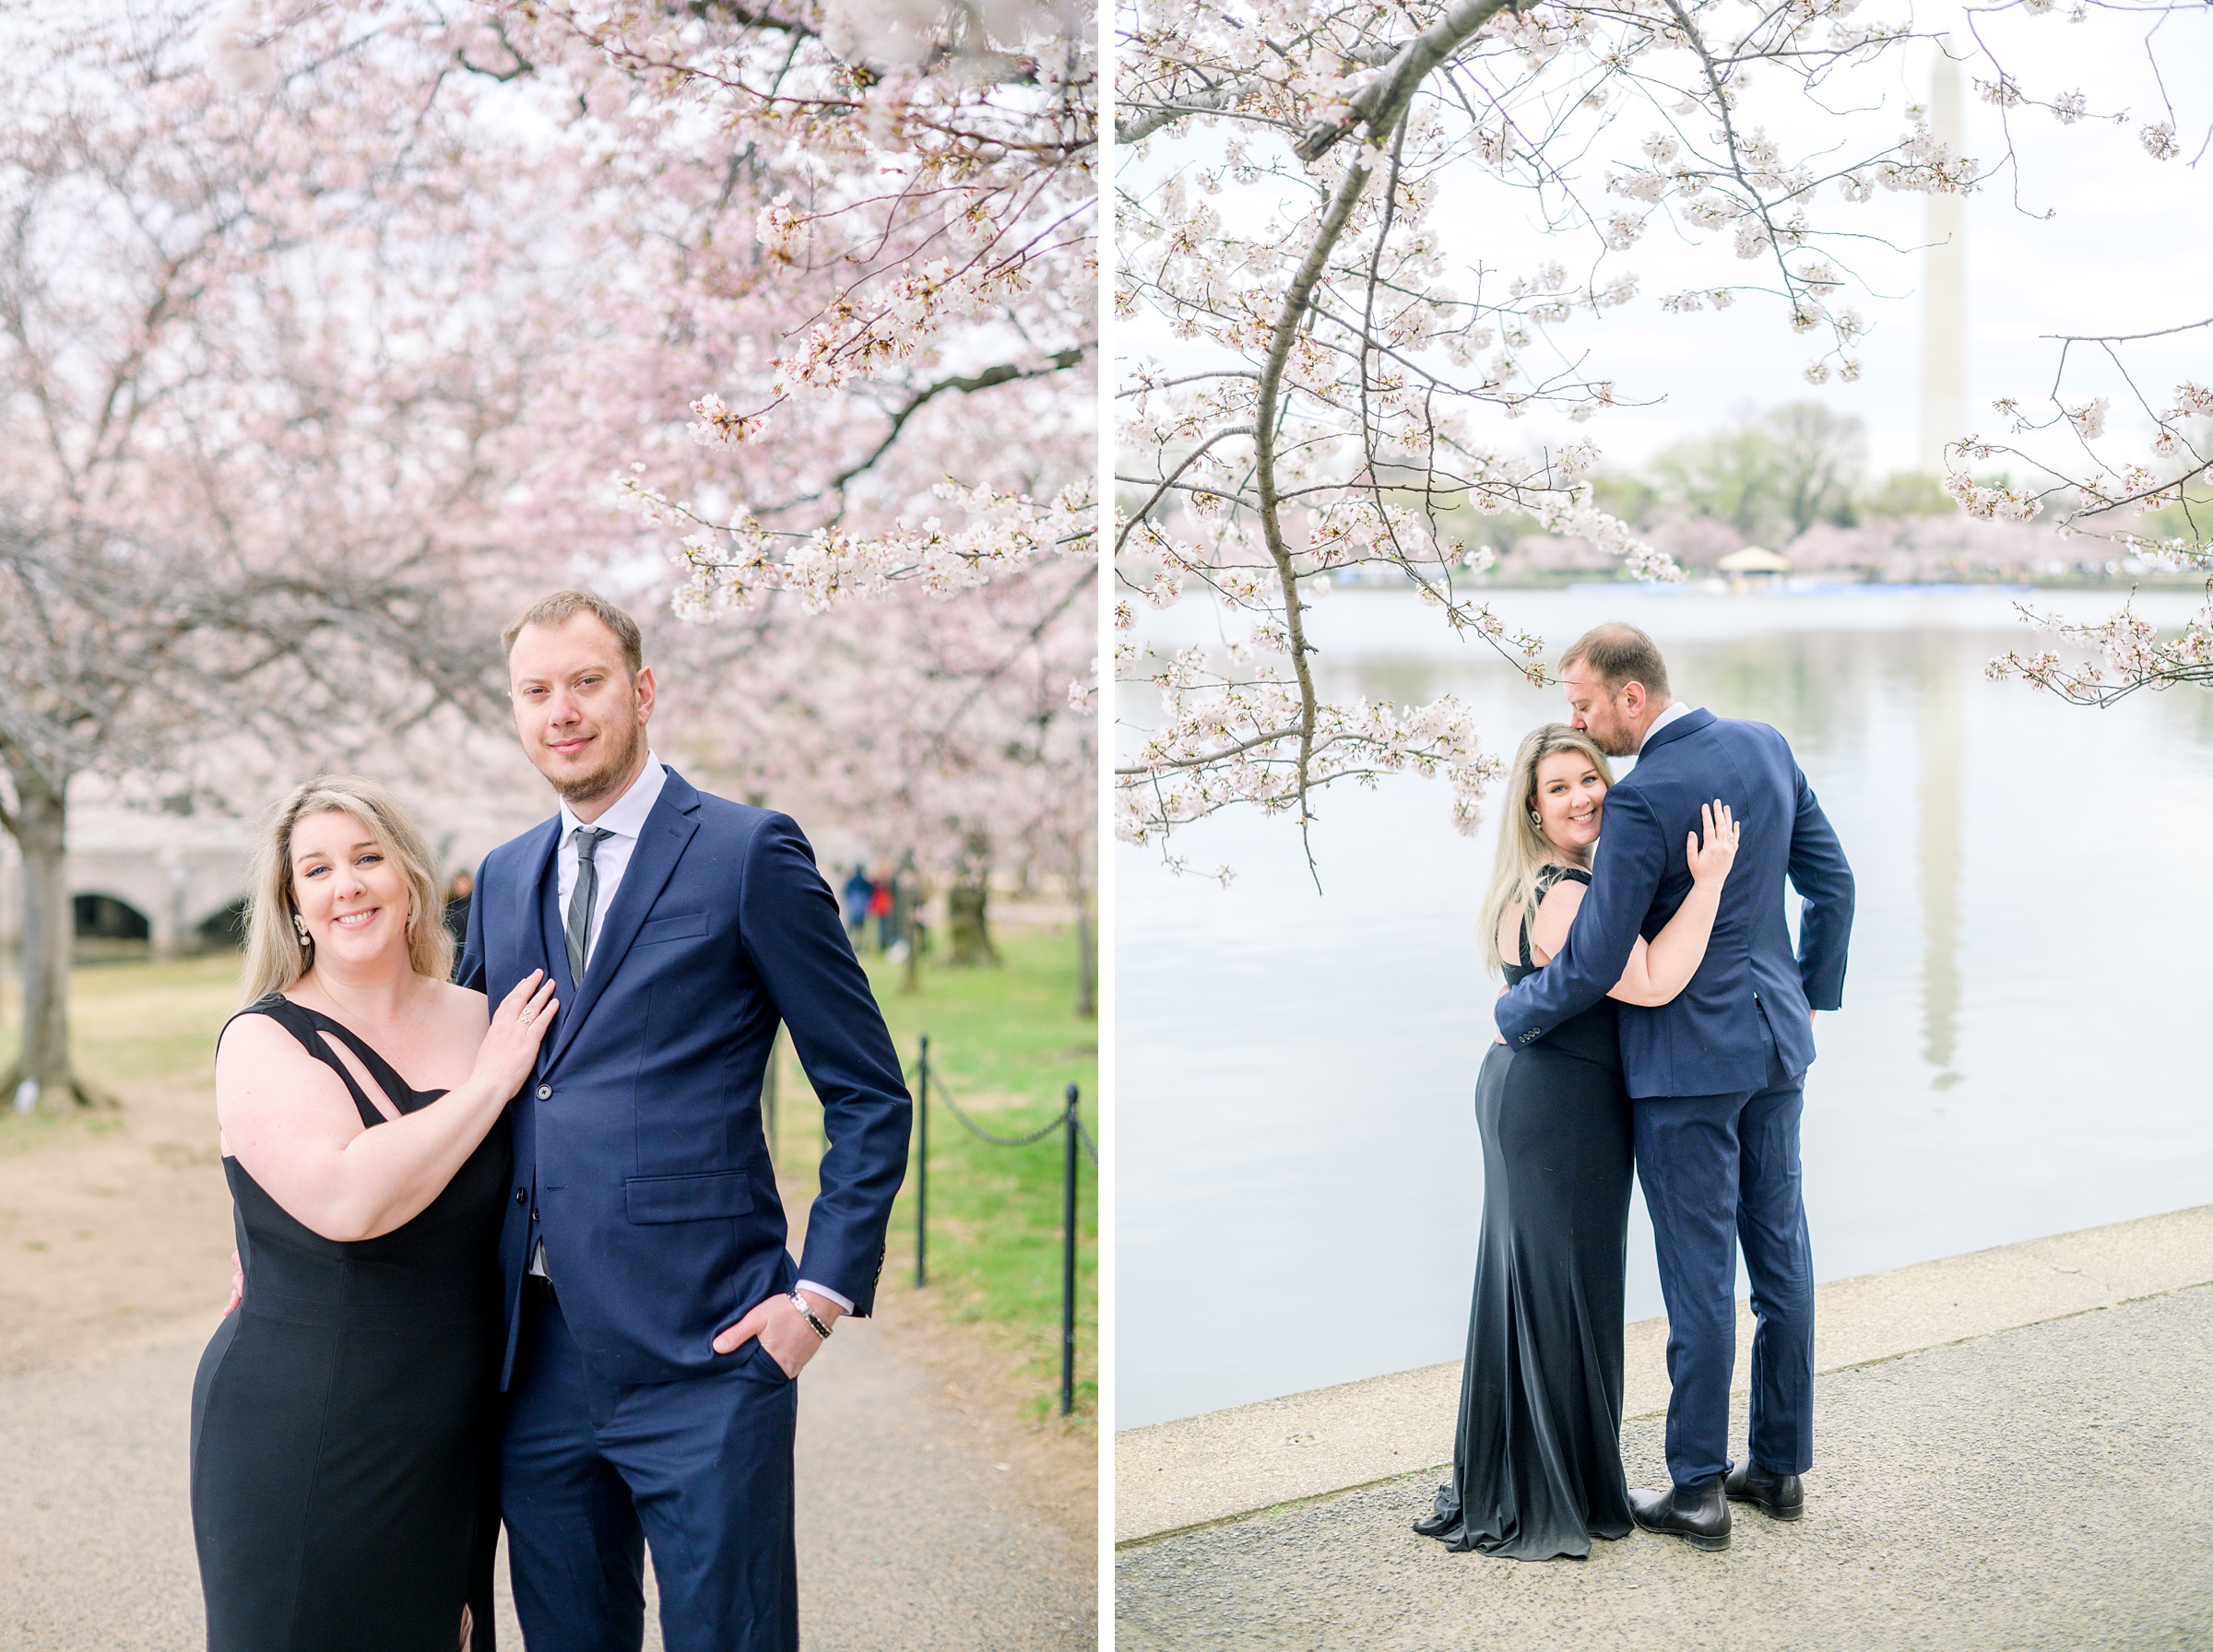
[1876,117,1975,195]
[1989,597,2213,704]
[663,479,1095,620]
[687,394,769,449]
[1115,649,1509,848]
[1942,469,2041,523]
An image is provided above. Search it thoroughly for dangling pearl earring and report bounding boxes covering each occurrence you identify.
[292,914,311,950]
[1528,808,1543,828]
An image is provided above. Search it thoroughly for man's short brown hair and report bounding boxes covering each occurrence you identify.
[1558,621,1670,700]
[502,589,645,676]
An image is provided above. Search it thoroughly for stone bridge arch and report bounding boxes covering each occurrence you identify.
[61,844,254,959]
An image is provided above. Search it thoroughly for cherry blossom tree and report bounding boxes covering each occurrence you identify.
[490,0,1097,582]
[1973,320,2213,703]
[462,0,1100,996]
[0,1,583,1107]
[1112,0,2207,870]
[650,541,1096,1005]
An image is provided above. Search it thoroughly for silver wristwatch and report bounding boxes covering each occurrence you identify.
[788,1291,833,1340]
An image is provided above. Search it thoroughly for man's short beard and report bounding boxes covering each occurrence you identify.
[549,717,645,807]
[1592,724,1638,758]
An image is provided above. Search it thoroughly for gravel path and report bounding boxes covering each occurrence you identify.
[1117,1283,2213,1651]
[0,1316,1094,1651]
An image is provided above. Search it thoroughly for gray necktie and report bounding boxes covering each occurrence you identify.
[565,827,609,984]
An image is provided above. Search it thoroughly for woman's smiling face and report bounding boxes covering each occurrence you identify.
[289,808,410,968]
[1533,749,1607,856]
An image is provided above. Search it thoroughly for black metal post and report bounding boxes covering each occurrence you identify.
[1061,1081,1079,1418]
[915,1035,929,1289]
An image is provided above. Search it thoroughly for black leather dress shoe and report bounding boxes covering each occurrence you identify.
[1724,1460,1804,1520]
[1628,1478,1731,1551]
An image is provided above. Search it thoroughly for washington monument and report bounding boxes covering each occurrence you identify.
[1919,46,1968,476]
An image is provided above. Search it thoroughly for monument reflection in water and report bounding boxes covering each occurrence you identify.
[1117,586,2213,1429]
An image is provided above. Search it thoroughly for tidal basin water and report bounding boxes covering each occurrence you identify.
[1118,585,2213,1429]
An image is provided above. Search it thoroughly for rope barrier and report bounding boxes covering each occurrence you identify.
[904,1037,1094,1414]
[900,1057,1095,1158]
[924,1068,1074,1149]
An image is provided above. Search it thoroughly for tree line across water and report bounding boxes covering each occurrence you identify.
[1419,401,2213,574]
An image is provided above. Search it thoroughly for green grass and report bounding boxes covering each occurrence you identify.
[0,954,242,1147]
[769,924,1099,1431]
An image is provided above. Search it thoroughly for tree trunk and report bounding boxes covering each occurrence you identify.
[1070,853,1095,1019]
[895,859,924,995]
[5,765,97,1110]
[946,884,1000,967]
[944,828,999,968]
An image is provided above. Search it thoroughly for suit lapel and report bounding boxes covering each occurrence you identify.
[513,817,563,985]
[1638,705,1715,761]
[545,772,701,1068]
[540,855,576,1003]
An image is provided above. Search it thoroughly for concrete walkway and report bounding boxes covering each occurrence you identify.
[1118,1282,2213,1649]
[0,1315,1095,1651]
[1117,1210,2213,1650]
[1118,1202,2213,1542]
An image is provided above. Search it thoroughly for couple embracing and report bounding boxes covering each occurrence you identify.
[190,589,911,1650]
[1417,623,1855,1560]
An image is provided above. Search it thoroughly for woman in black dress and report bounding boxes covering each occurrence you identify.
[192,777,556,1650]
[1415,724,1737,1561]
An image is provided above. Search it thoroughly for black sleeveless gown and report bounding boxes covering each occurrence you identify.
[190,996,508,1650]
[1414,865,1637,1560]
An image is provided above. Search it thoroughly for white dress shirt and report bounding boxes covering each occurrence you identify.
[533,751,851,1314]
[554,750,668,974]
[1637,699,1696,752]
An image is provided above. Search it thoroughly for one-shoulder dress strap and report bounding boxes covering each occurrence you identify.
[1520,864,1593,968]
[223,996,428,1128]
[302,1013,444,1115]
[223,994,325,1059]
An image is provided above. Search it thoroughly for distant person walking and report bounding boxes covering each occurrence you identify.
[842,864,873,945]
[869,865,895,951]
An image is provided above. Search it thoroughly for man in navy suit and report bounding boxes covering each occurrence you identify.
[460,590,910,1650]
[1494,623,1853,1551]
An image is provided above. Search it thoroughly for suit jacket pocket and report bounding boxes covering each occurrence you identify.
[634,911,710,947]
[624,1169,754,1223]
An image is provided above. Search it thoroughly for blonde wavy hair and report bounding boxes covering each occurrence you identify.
[239,775,454,1006]
[1478,724,1615,976]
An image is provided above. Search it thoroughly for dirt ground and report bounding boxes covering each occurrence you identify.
[0,1073,240,1379]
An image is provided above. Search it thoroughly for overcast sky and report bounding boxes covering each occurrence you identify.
[1117,8,2213,482]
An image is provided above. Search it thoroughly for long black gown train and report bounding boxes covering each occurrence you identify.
[191,996,507,1650]
[1414,865,1636,1561]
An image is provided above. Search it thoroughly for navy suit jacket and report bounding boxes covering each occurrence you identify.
[460,766,911,1387]
[1494,709,1854,1100]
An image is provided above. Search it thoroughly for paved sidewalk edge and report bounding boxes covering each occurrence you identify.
[1116,1202,2213,1544]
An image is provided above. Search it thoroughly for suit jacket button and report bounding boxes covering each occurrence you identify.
[536,1084,552,1101]
[514,1187,527,1205]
